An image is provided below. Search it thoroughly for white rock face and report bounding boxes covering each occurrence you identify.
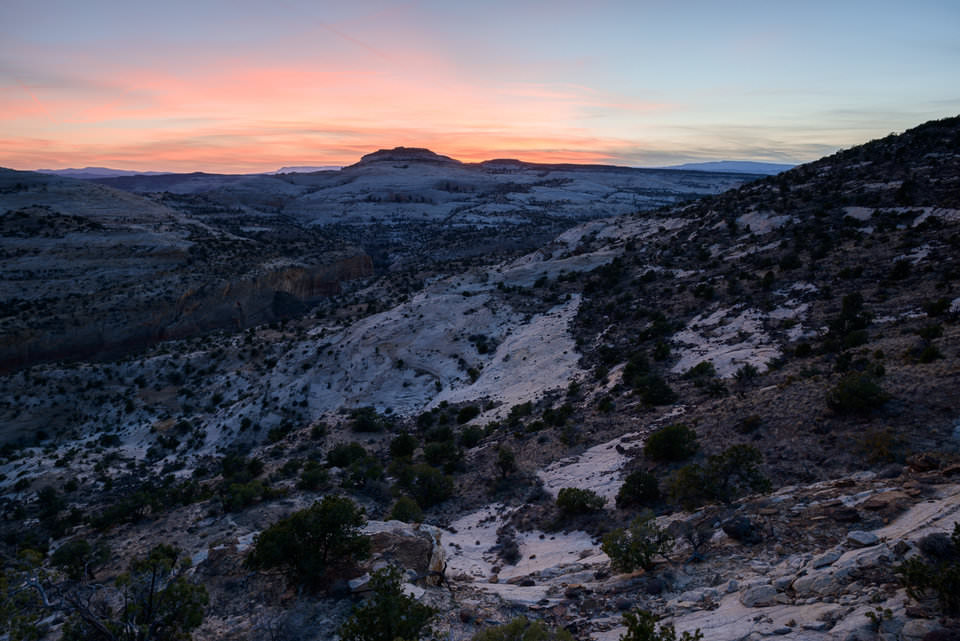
[670,306,782,378]
[537,431,643,503]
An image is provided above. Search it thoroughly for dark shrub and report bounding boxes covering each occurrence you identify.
[388,496,423,523]
[350,406,391,432]
[389,433,417,459]
[897,523,960,615]
[620,609,703,641]
[602,512,673,572]
[471,617,574,641]
[556,487,605,515]
[496,446,517,478]
[327,442,368,468]
[889,258,912,280]
[827,373,889,415]
[338,566,435,641]
[644,423,698,462]
[297,461,328,491]
[616,470,661,509]
[403,464,454,508]
[247,496,370,591]
[459,425,484,449]
[793,342,813,358]
[456,405,481,424]
[668,445,770,509]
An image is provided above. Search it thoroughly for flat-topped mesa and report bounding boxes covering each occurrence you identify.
[353,147,461,166]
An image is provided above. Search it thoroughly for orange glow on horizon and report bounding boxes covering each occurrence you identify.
[0,52,674,172]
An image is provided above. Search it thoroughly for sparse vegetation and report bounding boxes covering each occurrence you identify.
[246,496,370,591]
[471,617,574,641]
[644,423,698,463]
[826,373,889,415]
[602,512,674,572]
[616,469,661,509]
[338,566,435,641]
[619,609,703,641]
[556,487,605,515]
[897,523,960,615]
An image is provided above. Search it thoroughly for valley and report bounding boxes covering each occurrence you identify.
[1,118,960,641]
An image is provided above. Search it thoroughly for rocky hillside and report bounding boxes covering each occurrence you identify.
[1,116,959,641]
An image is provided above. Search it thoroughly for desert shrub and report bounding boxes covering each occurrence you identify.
[401,464,454,508]
[916,323,944,340]
[50,539,109,582]
[496,446,517,478]
[456,405,481,424]
[602,512,673,572]
[507,401,533,426]
[923,298,951,316]
[556,488,605,515]
[61,544,208,641]
[682,361,716,381]
[642,376,677,405]
[824,292,873,352]
[889,258,912,280]
[222,480,278,512]
[841,329,869,349]
[826,373,889,415]
[297,460,328,490]
[246,495,370,591]
[423,440,461,471]
[668,445,770,509]
[388,496,423,523]
[350,406,391,432]
[425,425,454,443]
[459,425,484,449]
[859,427,903,464]
[620,609,703,641]
[735,414,763,434]
[471,616,574,641]
[338,566,435,641]
[279,459,303,478]
[36,486,63,520]
[341,456,383,489]
[542,403,574,427]
[622,354,677,405]
[389,433,418,459]
[793,342,813,358]
[616,470,661,509]
[734,363,759,383]
[644,423,698,462]
[897,523,960,614]
[220,453,264,483]
[918,344,943,363]
[416,411,435,429]
[705,444,771,501]
[327,442,368,468]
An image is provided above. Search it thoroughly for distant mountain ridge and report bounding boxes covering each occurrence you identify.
[271,166,341,174]
[36,167,171,179]
[660,160,794,174]
[33,152,792,179]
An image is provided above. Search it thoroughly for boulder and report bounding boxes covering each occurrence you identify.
[365,521,445,585]
[811,548,843,569]
[722,516,763,544]
[900,619,943,641]
[846,530,879,548]
[739,584,778,607]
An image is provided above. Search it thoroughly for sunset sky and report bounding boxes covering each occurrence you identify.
[2,0,958,173]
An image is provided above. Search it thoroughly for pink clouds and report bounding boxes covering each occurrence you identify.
[1,53,654,171]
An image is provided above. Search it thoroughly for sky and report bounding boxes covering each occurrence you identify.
[1,0,958,173]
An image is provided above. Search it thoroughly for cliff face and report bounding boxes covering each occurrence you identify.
[0,251,373,372]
